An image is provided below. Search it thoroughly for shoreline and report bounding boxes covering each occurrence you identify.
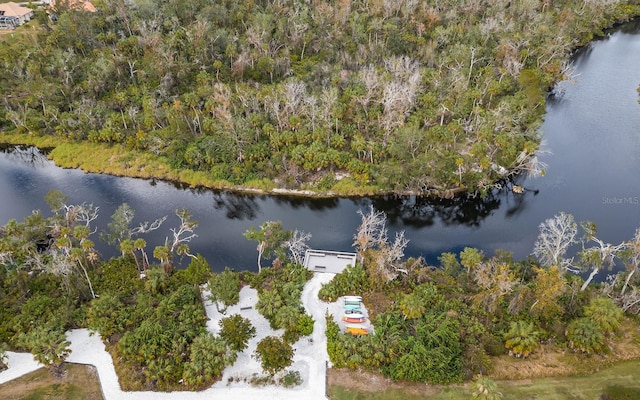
[0,134,471,199]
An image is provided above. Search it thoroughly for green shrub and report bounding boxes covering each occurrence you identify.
[297,314,314,337]
[86,293,130,338]
[182,332,236,388]
[279,370,303,388]
[94,258,140,296]
[584,297,623,334]
[318,264,369,302]
[178,254,212,285]
[482,333,507,357]
[255,336,294,376]
[219,314,256,352]
[208,267,241,313]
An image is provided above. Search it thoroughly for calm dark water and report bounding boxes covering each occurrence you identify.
[2,22,640,272]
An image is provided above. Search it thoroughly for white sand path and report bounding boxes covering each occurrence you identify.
[0,273,336,400]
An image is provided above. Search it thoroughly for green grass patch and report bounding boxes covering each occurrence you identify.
[22,382,84,400]
[498,359,640,400]
[329,386,436,400]
[243,178,277,191]
[601,384,640,400]
[329,359,640,400]
[330,177,379,197]
[0,131,62,148]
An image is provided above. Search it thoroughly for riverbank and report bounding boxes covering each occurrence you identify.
[0,133,373,197]
[0,133,473,199]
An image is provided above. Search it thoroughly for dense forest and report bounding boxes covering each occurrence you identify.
[2,193,640,391]
[1,0,639,195]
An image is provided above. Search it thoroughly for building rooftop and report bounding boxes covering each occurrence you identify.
[303,249,357,274]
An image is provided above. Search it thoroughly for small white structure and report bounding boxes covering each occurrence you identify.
[303,249,357,274]
[0,2,33,27]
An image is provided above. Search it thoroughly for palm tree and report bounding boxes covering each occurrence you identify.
[18,326,71,379]
[182,332,234,387]
[504,320,540,358]
[584,297,623,334]
[153,244,170,271]
[275,305,301,331]
[134,238,149,272]
[566,317,606,354]
[399,292,426,319]
[256,289,283,323]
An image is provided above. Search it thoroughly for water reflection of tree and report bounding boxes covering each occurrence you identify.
[210,190,342,221]
[0,144,52,166]
[503,181,539,219]
[181,188,341,221]
[614,18,640,34]
[371,184,533,228]
[272,194,340,210]
[370,194,496,228]
[212,191,261,220]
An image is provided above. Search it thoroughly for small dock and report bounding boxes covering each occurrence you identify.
[303,249,357,274]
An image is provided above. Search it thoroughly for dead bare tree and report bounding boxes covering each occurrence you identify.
[357,64,381,116]
[46,202,102,298]
[353,205,388,254]
[282,78,306,119]
[532,211,578,272]
[620,286,640,314]
[379,56,422,144]
[168,208,198,258]
[283,229,312,265]
[578,221,626,291]
[353,206,409,283]
[507,147,549,179]
[620,228,640,295]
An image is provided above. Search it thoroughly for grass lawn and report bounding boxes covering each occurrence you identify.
[0,363,104,400]
[328,359,640,400]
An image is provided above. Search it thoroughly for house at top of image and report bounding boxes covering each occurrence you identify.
[47,0,97,13]
[0,2,34,29]
[45,0,97,23]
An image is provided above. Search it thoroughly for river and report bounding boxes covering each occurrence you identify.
[1,21,640,272]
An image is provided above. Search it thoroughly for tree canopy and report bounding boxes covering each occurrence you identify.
[2,1,638,195]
